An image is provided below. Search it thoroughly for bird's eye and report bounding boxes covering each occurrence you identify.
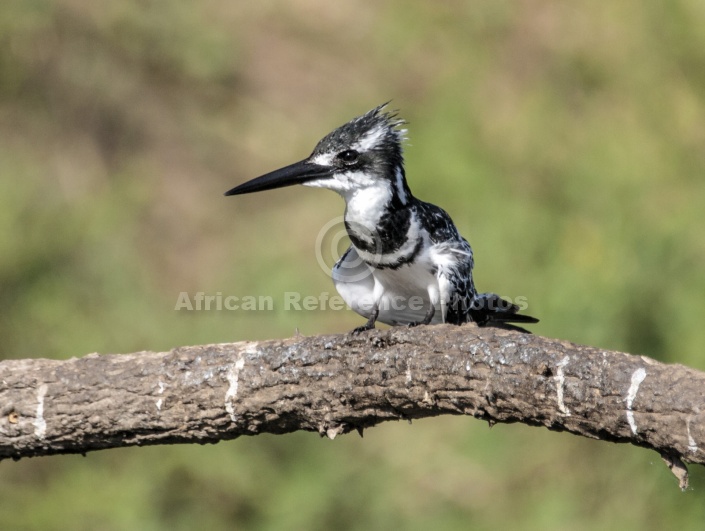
[337,150,360,165]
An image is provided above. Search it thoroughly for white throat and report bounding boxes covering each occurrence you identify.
[344,182,394,231]
[303,170,395,231]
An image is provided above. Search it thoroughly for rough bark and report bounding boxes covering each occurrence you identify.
[1,324,703,489]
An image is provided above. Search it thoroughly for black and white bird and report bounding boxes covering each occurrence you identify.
[225,104,538,333]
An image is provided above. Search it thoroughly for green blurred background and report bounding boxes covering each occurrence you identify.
[2,1,705,529]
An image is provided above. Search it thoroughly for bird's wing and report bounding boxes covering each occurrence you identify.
[430,238,476,324]
[332,245,377,320]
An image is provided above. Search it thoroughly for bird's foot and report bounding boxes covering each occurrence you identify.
[407,313,435,328]
[350,323,375,335]
[407,305,435,328]
[350,308,379,335]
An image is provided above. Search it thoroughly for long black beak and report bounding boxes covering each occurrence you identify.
[224,159,332,196]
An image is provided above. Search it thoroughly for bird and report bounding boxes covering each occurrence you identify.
[225,103,538,334]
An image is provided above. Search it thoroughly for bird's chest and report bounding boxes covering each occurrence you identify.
[370,246,437,295]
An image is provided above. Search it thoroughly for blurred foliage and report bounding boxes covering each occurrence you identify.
[1,0,705,529]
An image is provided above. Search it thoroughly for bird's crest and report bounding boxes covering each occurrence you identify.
[313,103,407,156]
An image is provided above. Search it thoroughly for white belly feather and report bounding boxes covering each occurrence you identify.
[332,246,444,326]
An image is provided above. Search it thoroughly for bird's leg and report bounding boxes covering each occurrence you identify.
[408,303,435,328]
[351,305,379,335]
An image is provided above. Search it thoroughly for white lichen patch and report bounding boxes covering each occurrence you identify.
[555,356,571,416]
[687,418,699,454]
[156,380,166,411]
[33,384,48,439]
[625,367,647,435]
[224,352,247,422]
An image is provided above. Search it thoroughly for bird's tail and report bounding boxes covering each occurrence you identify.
[466,292,539,334]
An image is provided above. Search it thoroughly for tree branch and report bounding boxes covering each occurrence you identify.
[1,325,703,489]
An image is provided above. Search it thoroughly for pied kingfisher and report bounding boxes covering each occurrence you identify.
[226,104,538,334]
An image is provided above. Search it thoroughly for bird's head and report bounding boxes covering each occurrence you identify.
[225,103,411,204]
